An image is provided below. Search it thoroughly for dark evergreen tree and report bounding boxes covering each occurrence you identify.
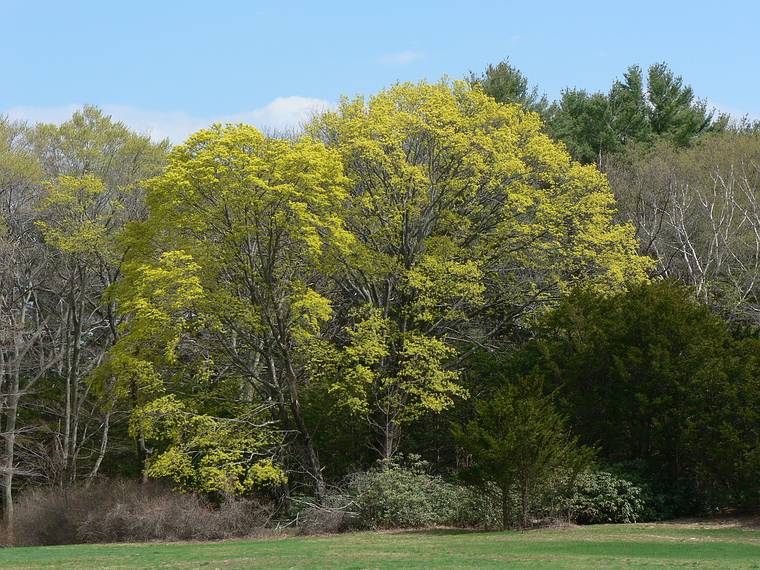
[453,378,593,529]
[516,281,760,513]
[469,59,549,116]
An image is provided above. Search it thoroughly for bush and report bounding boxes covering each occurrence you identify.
[555,471,648,524]
[291,494,357,535]
[289,464,651,534]
[347,456,459,530]
[449,470,649,528]
[603,460,700,520]
[11,479,274,546]
[448,484,503,529]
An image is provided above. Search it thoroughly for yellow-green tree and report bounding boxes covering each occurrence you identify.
[309,81,651,457]
[112,124,351,501]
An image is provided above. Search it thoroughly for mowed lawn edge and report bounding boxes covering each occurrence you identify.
[2,523,760,569]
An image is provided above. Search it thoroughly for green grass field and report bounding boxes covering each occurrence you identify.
[2,523,760,569]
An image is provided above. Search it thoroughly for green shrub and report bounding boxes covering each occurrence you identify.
[604,460,700,520]
[448,484,504,528]
[556,470,648,524]
[452,470,651,527]
[348,456,458,529]
[291,465,500,532]
[291,464,649,533]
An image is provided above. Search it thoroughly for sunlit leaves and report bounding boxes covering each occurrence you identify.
[308,81,650,450]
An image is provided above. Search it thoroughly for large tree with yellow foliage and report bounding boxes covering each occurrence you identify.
[112,82,650,498]
[112,125,350,501]
[308,80,650,458]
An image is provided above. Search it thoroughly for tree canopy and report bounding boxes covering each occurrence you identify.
[547,64,727,166]
[307,80,649,458]
[510,281,760,512]
[2,62,759,530]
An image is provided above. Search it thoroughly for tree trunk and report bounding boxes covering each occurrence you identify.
[501,485,511,531]
[137,435,149,483]
[86,409,111,486]
[283,358,326,503]
[129,379,149,482]
[2,390,19,538]
[2,296,27,537]
[521,481,530,529]
[380,417,399,460]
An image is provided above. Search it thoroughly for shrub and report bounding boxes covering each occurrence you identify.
[555,470,648,524]
[449,470,650,528]
[603,460,699,520]
[347,456,459,530]
[291,465,651,534]
[448,484,503,529]
[292,494,357,535]
[11,479,274,546]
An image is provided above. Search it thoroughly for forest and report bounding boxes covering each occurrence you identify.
[1,59,759,545]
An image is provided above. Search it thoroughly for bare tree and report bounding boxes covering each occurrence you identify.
[0,117,58,533]
[0,109,166,531]
[609,133,760,325]
[29,107,167,484]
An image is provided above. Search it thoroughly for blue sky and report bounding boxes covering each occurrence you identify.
[3,0,758,141]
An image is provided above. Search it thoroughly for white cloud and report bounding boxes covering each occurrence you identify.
[2,104,82,126]
[233,96,336,135]
[377,50,425,65]
[2,96,336,143]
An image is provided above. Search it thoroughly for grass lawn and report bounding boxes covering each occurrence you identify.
[2,522,760,569]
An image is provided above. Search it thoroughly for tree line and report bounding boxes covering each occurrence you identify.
[1,61,759,534]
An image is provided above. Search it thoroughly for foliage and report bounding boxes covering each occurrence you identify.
[548,89,620,167]
[0,108,166,532]
[112,124,351,499]
[4,64,760,528]
[347,456,459,529]
[445,485,504,528]
[519,281,760,513]
[547,63,727,165]
[445,469,649,527]
[454,377,593,528]
[309,79,649,457]
[555,470,648,524]
[131,395,286,495]
[301,466,647,532]
[469,58,550,116]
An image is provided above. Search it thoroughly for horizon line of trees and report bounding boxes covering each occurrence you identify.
[471,59,759,167]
